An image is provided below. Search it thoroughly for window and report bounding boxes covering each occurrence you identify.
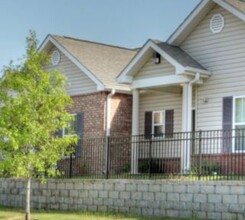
[145,110,174,138]
[234,97,245,151]
[63,114,77,137]
[192,109,196,132]
[152,111,165,136]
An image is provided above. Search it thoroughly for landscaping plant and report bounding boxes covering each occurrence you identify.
[0,31,76,220]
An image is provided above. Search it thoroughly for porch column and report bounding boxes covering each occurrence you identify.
[181,83,192,174]
[131,89,139,174]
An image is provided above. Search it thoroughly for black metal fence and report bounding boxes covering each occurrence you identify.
[57,129,245,180]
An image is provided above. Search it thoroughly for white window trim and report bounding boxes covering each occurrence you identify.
[62,113,77,138]
[152,111,165,136]
[232,96,245,153]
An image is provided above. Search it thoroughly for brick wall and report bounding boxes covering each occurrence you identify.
[66,92,132,175]
[110,93,132,137]
[1,179,245,220]
[69,92,132,138]
[70,92,107,138]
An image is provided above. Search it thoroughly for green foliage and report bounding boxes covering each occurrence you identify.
[192,160,220,176]
[0,31,76,179]
[200,160,220,175]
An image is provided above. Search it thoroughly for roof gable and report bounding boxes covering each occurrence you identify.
[168,0,245,46]
[39,35,137,92]
[117,40,208,84]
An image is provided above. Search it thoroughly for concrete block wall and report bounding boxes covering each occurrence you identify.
[1,179,245,220]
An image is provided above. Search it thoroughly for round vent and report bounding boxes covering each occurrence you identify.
[51,50,61,65]
[210,13,225,34]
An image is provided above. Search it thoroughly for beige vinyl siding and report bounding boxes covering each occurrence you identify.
[139,91,182,134]
[181,5,245,132]
[134,57,175,80]
[138,91,182,158]
[46,47,97,96]
[138,88,196,135]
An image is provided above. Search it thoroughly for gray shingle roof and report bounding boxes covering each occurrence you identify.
[52,35,137,90]
[157,42,207,70]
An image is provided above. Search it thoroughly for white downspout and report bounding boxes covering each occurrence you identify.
[106,89,116,137]
[105,89,116,177]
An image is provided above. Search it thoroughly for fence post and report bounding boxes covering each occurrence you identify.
[198,130,202,180]
[69,152,73,179]
[105,136,110,179]
[149,136,152,179]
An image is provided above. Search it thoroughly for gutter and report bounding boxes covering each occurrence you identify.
[189,72,200,85]
[106,89,116,137]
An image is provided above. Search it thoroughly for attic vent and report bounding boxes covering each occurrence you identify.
[52,50,61,66]
[210,13,224,34]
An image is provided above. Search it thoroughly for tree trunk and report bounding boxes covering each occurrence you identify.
[25,178,31,220]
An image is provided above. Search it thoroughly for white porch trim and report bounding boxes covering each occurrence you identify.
[131,75,192,89]
[118,40,187,84]
[132,89,140,136]
[181,83,192,174]
[131,89,139,174]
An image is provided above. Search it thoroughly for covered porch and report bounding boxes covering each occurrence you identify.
[131,78,201,174]
[117,39,211,174]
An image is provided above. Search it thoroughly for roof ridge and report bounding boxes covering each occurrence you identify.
[52,34,138,51]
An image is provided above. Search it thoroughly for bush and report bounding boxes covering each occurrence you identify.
[192,160,220,176]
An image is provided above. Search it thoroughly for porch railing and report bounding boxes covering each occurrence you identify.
[57,129,245,180]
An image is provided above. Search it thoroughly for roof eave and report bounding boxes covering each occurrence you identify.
[168,0,245,46]
[167,0,214,45]
[213,0,245,21]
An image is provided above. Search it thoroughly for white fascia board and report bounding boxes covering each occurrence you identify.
[38,35,105,91]
[213,0,245,22]
[38,35,52,52]
[184,66,212,77]
[167,0,210,45]
[131,75,192,89]
[117,40,152,83]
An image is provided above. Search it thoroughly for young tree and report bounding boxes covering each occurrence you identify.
[0,31,76,220]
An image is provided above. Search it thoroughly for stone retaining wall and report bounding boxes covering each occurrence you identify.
[0,178,245,220]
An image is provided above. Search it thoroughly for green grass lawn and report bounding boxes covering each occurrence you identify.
[0,207,196,220]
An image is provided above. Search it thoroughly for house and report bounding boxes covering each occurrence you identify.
[117,0,245,173]
[39,35,137,138]
[38,35,137,175]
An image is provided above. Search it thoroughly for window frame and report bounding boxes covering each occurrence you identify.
[152,111,165,137]
[62,113,77,137]
[232,96,245,152]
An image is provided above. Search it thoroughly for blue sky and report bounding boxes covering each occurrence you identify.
[0,0,200,71]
